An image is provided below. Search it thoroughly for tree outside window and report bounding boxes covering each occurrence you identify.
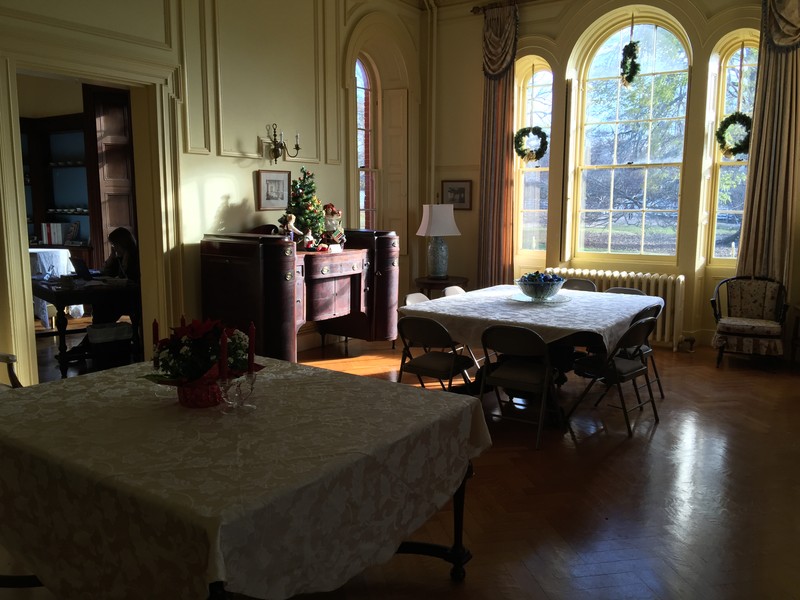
[578,24,688,256]
[712,43,758,259]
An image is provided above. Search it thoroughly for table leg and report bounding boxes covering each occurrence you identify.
[53,303,70,379]
[396,461,474,581]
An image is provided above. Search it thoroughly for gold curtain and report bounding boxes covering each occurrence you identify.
[477,4,518,288]
[737,0,800,284]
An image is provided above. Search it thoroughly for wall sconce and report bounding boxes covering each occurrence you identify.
[264,123,300,163]
[416,204,461,279]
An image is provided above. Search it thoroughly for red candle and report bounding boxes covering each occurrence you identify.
[152,319,160,369]
[248,321,256,373]
[219,330,229,379]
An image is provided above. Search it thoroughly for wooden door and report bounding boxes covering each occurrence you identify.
[83,85,136,266]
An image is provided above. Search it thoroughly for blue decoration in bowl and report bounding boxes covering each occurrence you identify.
[515,271,565,301]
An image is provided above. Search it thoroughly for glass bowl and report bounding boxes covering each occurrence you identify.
[515,278,565,301]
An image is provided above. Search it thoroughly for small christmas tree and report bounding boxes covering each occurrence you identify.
[287,166,324,241]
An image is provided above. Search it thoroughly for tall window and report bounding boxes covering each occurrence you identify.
[577,24,688,255]
[711,43,758,259]
[355,58,376,229]
[516,64,552,252]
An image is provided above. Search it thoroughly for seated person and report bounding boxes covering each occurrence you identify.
[66,227,140,356]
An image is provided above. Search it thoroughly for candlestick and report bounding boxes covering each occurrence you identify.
[219,331,229,380]
[180,315,186,328]
[248,321,256,373]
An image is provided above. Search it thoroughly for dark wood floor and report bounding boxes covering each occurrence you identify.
[294,340,800,600]
[19,335,800,599]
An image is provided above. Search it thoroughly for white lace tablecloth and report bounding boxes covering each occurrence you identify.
[399,285,665,352]
[0,360,491,600]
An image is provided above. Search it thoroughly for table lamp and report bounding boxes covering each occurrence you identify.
[416,204,461,279]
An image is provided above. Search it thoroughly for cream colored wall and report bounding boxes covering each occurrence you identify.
[0,0,425,381]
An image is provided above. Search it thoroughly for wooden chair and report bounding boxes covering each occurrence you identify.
[479,325,558,449]
[396,317,474,391]
[562,278,597,292]
[711,275,788,368]
[568,317,659,436]
[0,354,43,589]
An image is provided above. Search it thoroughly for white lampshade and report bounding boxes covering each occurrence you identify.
[416,204,461,237]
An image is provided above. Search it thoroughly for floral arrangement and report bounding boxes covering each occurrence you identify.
[147,318,253,384]
[514,126,549,162]
[715,111,752,157]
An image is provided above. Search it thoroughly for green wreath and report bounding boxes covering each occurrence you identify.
[715,111,752,157]
[514,127,549,162]
[620,41,640,86]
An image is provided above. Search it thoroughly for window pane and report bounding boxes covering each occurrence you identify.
[646,166,680,210]
[612,168,644,209]
[617,122,649,164]
[584,124,615,165]
[650,120,685,163]
[652,72,688,118]
[610,211,642,253]
[741,65,757,113]
[714,213,741,258]
[523,170,549,210]
[521,211,547,250]
[579,212,609,252]
[718,164,747,211]
[585,80,618,122]
[633,25,656,73]
[618,75,652,122]
[653,27,688,71]
[588,31,624,78]
[643,211,677,255]
[581,169,612,210]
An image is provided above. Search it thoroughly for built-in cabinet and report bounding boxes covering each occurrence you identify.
[21,85,136,269]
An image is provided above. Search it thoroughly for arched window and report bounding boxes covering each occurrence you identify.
[710,41,758,260]
[514,60,552,253]
[577,23,688,256]
[355,57,376,229]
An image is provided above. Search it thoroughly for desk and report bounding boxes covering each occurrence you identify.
[399,285,664,352]
[28,248,83,327]
[0,360,491,600]
[31,278,140,378]
[416,275,468,297]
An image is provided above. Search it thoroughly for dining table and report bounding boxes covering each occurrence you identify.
[31,276,141,377]
[398,285,665,353]
[0,359,492,600]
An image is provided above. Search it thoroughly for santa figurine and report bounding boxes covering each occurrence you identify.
[322,203,346,246]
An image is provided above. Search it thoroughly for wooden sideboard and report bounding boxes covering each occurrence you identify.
[200,229,399,362]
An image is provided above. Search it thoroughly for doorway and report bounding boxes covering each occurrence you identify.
[19,74,141,378]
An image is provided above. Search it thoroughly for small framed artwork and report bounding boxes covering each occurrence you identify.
[441,180,472,210]
[256,170,291,211]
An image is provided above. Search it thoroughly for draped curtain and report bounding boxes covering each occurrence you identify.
[476,4,518,288]
[737,0,800,285]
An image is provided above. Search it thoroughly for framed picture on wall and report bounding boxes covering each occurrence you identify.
[256,170,291,211]
[441,180,472,210]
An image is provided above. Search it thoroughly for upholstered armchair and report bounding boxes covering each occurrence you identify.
[711,276,788,367]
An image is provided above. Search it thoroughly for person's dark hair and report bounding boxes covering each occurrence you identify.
[108,227,137,252]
